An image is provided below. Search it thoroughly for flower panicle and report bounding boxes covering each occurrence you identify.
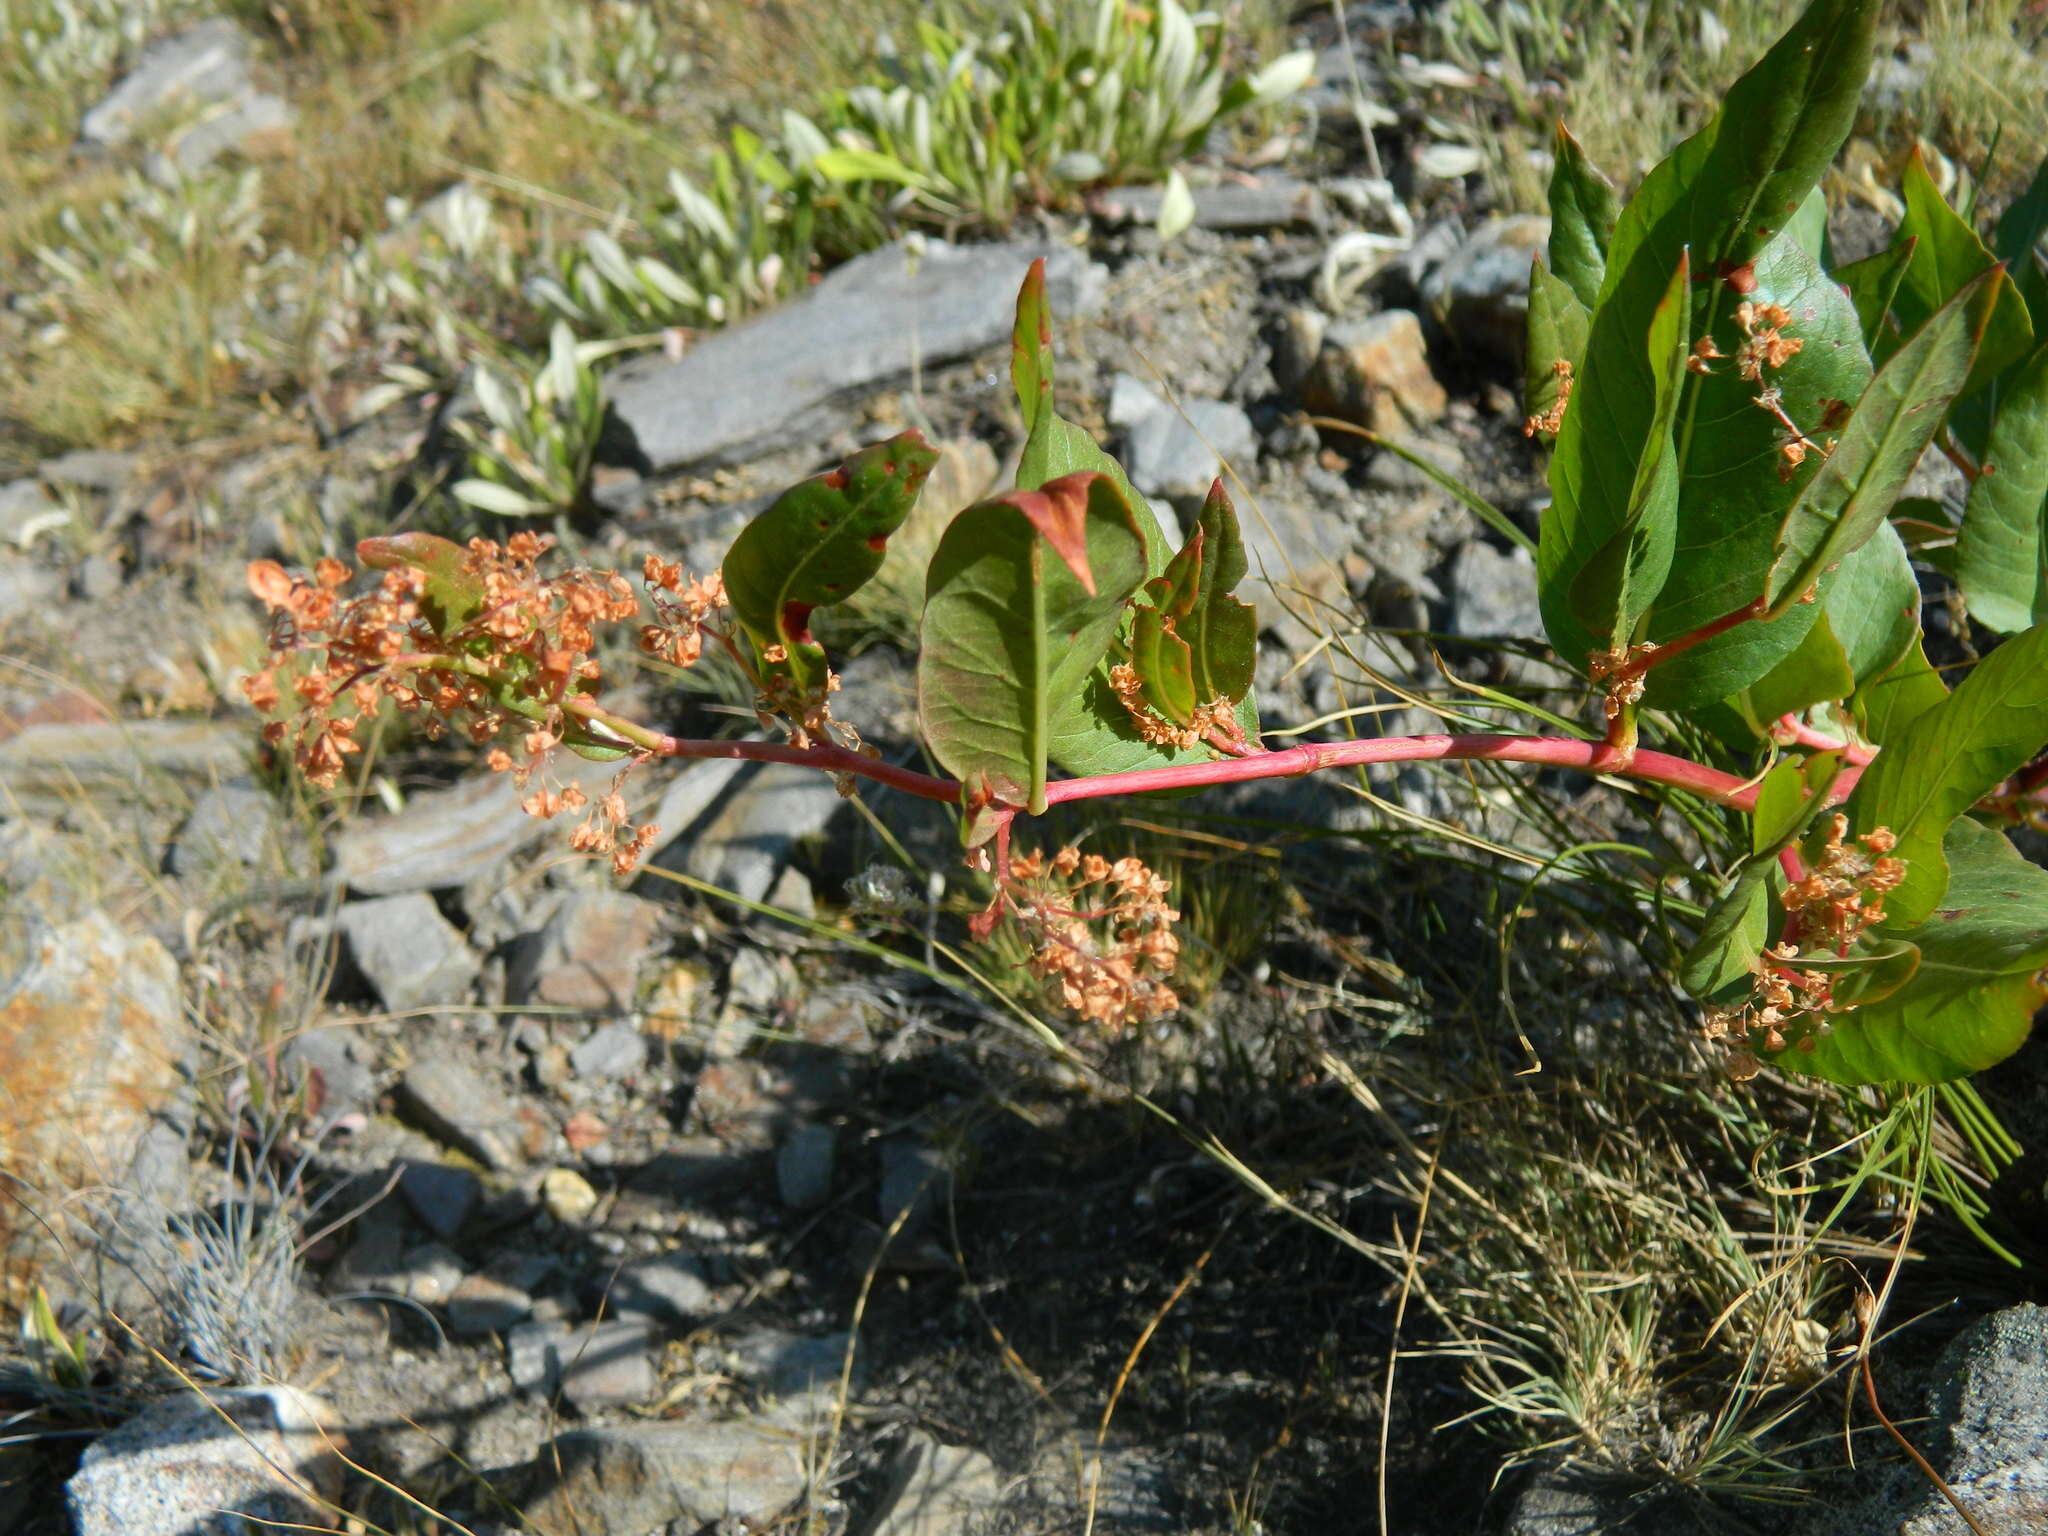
[982,844,1182,1032]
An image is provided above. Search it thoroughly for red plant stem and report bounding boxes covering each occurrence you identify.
[1040,734,1797,811]
[1617,599,1767,683]
[1774,715,1876,766]
[408,660,1867,823]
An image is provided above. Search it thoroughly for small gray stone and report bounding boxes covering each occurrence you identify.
[868,1430,1006,1536]
[1506,1473,1611,1536]
[516,1421,808,1536]
[507,1319,656,1409]
[510,889,666,1013]
[0,719,249,816]
[606,238,1105,473]
[657,761,845,907]
[1904,1303,2048,1534]
[396,1056,522,1170]
[727,1328,858,1404]
[396,1160,481,1240]
[606,1251,714,1327]
[65,1387,342,1536]
[448,1272,535,1336]
[170,779,282,878]
[391,1241,464,1305]
[776,1124,836,1211]
[879,1137,951,1237]
[1421,215,1551,362]
[569,1020,649,1081]
[281,1022,374,1122]
[1447,541,1543,642]
[1109,374,1258,505]
[38,449,138,497]
[337,892,478,1015]
[79,20,255,149]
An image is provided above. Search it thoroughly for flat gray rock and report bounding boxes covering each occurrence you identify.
[516,1420,809,1536]
[79,19,255,149]
[1108,373,1257,504]
[332,752,646,895]
[606,238,1104,473]
[337,892,479,1014]
[509,889,665,1013]
[0,719,250,815]
[648,759,846,907]
[65,1388,342,1536]
[396,1055,522,1170]
[1093,175,1327,231]
[867,1430,1006,1536]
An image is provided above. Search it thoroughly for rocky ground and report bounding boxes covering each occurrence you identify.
[4,8,2048,1536]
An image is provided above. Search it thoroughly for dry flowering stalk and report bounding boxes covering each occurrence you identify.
[1701,817,1906,1071]
[1587,642,1655,721]
[972,845,1182,1031]
[245,533,680,873]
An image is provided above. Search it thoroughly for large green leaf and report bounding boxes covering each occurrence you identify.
[1955,346,2048,633]
[1844,621,2048,926]
[1890,148,2033,407]
[1822,520,1920,687]
[1542,0,1877,698]
[1569,254,1689,646]
[918,472,1148,815]
[1547,122,1620,310]
[1782,818,2048,1084]
[725,430,939,688]
[1637,235,1872,708]
[1764,270,1997,615]
[1011,258,1162,574]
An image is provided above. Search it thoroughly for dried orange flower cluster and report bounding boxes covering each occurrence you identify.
[245,534,672,874]
[1108,663,1240,754]
[977,846,1182,1031]
[1692,301,1835,479]
[1587,641,1654,721]
[244,555,415,786]
[1701,818,1906,1076]
[1522,358,1574,438]
[1731,300,1804,380]
[641,557,728,668]
[1702,945,1839,1078]
[1780,815,1904,948]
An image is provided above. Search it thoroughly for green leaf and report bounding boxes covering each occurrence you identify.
[1764,269,1997,615]
[1955,346,2048,632]
[1993,150,2048,325]
[1568,253,1689,645]
[1844,620,2048,926]
[1851,634,1947,746]
[1137,480,1259,712]
[1523,256,1590,442]
[1785,185,1830,264]
[1546,122,1621,310]
[725,430,940,690]
[357,532,485,634]
[451,478,550,517]
[1821,521,1920,686]
[1785,937,1921,1012]
[810,147,938,189]
[1683,749,1843,1000]
[1737,614,1854,725]
[1542,0,1879,699]
[1638,235,1871,709]
[1011,259,1161,573]
[1784,817,2048,1084]
[918,473,1148,814]
[1831,239,1915,353]
[1681,864,1772,1000]
[1891,147,2033,402]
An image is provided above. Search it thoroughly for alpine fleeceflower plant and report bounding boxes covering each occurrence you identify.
[249,0,2048,1073]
